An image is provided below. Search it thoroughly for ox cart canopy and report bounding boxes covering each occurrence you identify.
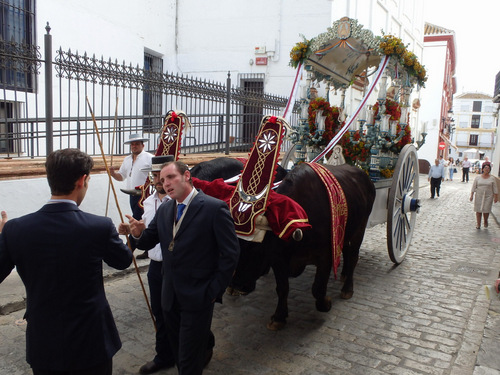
[283,17,427,264]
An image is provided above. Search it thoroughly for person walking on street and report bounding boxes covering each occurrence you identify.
[448,157,455,181]
[428,158,445,199]
[462,156,471,182]
[0,148,133,375]
[444,157,450,181]
[481,156,493,174]
[124,160,240,375]
[470,162,498,229]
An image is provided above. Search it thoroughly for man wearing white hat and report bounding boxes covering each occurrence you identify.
[110,134,153,220]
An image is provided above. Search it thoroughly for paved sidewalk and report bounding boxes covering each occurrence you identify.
[1,174,500,374]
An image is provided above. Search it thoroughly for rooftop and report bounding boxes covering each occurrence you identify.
[424,22,455,35]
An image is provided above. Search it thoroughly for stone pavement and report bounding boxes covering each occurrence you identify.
[1,174,500,374]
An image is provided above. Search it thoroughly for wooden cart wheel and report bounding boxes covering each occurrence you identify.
[387,144,420,264]
[281,144,297,170]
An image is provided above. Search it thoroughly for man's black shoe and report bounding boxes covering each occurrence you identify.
[139,360,173,374]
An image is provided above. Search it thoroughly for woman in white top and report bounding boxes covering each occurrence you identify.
[443,158,450,181]
[470,163,498,229]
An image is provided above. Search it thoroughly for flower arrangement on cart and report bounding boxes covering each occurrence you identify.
[287,19,427,180]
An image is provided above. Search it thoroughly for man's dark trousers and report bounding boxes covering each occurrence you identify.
[165,296,214,375]
[462,167,470,182]
[430,177,442,198]
[148,260,175,367]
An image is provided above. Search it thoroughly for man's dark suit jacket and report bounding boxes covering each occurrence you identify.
[135,190,240,312]
[0,202,133,371]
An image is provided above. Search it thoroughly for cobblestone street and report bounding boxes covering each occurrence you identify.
[1,176,500,374]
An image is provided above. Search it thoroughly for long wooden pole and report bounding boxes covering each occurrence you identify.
[86,96,156,332]
[105,96,119,217]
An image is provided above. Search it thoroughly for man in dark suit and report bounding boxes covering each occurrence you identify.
[125,160,239,375]
[0,148,133,375]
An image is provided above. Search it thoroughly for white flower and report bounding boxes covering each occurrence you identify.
[163,126,177,143]
[258,132,276,153]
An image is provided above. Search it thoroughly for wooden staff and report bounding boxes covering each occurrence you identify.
[105,96,119,217]
[86,96,157,332]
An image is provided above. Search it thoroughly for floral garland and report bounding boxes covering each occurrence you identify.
[339,131,370,165]
[372,99,401,121]
[338,99,411,170]
[380,168,395,179]
[289,32,428,88]
[289,36,312,68]
[377,35,427,87]
[373,99,412,153]
[307,98,343,146]
[393,123,412,153]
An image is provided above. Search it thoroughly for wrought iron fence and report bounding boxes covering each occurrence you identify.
[0,26,299,159]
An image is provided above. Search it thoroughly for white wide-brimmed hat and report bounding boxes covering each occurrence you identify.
[124,133,149,144]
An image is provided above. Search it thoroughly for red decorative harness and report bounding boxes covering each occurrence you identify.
[229,116,285,237]
[306,163,348,278]
[139,111,187,208]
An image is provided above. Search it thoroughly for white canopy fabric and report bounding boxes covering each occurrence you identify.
[464,148,478,153]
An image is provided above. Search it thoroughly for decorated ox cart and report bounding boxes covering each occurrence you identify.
[281,17,427,264]
[123,17,429,330]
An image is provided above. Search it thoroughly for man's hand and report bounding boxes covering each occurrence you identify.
[0,211,7,232]
[110,167,123,181]
[123,214,146,238]
[118,222,131,235]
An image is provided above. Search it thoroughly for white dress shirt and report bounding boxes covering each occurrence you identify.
[142,191,170,261]
[118,150,153,189]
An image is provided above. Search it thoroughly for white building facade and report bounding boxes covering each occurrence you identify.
[1,0,426,158]
[452,93,497,168]
[417,23,456,166]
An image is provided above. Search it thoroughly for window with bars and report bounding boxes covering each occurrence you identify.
[469,134,478,146]
[471,114,480,128]
[240,74,265,145]
[143,52,163,132]
[0,101,14,152]
[0,0,36,91]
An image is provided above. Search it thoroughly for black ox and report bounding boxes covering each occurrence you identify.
[191,157,375,330]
